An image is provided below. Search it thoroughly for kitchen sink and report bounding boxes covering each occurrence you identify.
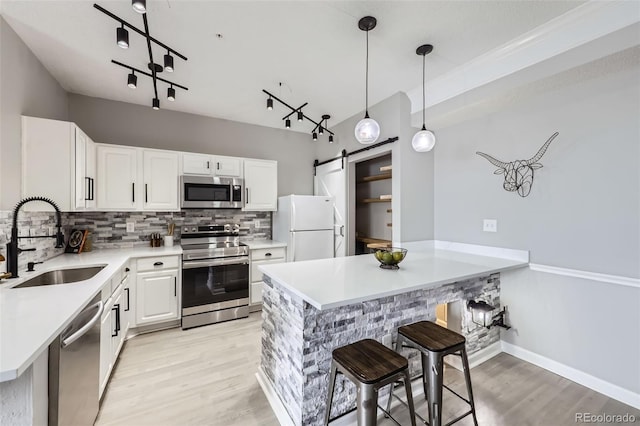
[11,266,107,289]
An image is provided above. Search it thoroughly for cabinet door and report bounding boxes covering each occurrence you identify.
[143,150,179,211]
[97,145,138,210]
[85,137,97,210]
[74,127,88,210]
[250,256,286,305]
[182,153,213,175]
[244,159,277,211]
[122,276,132,335]
[136,270,179,325]
[99,307,113,397]
[111,291,125,360]
[212,156,242,177]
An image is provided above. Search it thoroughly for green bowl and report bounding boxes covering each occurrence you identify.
[373,247,408,270]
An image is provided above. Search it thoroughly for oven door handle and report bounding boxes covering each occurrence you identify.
[183,258,249,269]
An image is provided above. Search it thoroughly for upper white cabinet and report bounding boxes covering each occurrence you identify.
[22,116,96,212]
[96,145,138,210]
[212,155,242,177]
[182,153,213,175]
[244,159,278,211]
[143,150,179,211]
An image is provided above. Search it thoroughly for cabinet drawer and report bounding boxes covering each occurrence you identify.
[250,282,263,304]
[251,258,285,282]
[250,247,285,261]
[137,256,180,272]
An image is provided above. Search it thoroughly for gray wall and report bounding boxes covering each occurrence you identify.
[318,92,435,243]
[0,17,69,210]
[68,94,316,197]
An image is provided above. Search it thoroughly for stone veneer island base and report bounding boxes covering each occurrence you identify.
[257,246,528,426]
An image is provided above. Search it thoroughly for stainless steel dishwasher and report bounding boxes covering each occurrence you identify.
[49,293,104,426]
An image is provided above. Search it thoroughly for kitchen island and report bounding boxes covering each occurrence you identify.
[257,242,528,426]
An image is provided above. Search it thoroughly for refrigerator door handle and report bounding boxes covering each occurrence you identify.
[291,199,297,231]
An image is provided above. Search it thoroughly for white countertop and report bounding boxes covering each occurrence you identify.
[258,246,528,310]
[0,246,182,382]
[243,240,287,250]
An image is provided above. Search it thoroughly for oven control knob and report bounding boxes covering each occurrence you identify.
[233,224,240,233]
[224,224,231,232]
[192,227,197,232]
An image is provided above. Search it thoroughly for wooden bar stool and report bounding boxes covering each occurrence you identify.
[386,321,478,426]
[324,339,416,426]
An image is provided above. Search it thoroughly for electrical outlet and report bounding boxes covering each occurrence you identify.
[483,219,497,233]
[254,219,260,228]
[382,334,392,348]
[126,222,135,233]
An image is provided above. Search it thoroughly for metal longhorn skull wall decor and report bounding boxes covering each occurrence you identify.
[476,132,559,197]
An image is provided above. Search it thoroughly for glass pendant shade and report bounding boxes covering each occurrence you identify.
[355,116,380,145]
[412,126,436,152]
[132,0,146,13]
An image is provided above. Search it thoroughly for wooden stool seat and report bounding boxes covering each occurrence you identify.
[398,321,465,352]
[332,339,408,384]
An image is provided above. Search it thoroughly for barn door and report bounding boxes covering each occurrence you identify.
[314,161,346,257]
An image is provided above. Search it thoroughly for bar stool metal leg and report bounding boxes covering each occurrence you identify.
[385,336,404,415]
[426,352,444,426]
[402,370,417,426]
[324,362,338,426]
[460,347,479,426]
[420,352,429,400]
[356,384,378,426]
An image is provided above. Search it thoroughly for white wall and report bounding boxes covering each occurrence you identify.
[0,17,69,210]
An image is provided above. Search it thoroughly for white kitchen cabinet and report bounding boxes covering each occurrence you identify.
[143,150,179,211]
[97,144,138,210]
[111,289,125,361]
[22,116,96,212]
[136,257,180,325]
[212,155,242,177]
[243,159,278,211]
[249,246,286,310]
[182,153,213,175]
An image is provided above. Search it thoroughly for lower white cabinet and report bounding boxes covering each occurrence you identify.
[135,257,180,326]
[249,246,286,309]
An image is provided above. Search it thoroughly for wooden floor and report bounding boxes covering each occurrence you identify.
[96,313,639,426]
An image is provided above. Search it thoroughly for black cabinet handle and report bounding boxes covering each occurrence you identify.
[153,261,164,266]
[90,178,95,201]
[206,161,210,169]
[145,184,148,203]
[216,162,220,170]
[125,267,130,272]
[85,177,91,201]
[124,288,130,312]
[245,188,249,203]
[112,304,120,337]
[132,183,135,203]
[265,252,272,257]
[174,277,177,297]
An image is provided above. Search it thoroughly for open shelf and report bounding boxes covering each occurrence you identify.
[358,173,392,183]
[360,198,392,204]
[356,236,392,249]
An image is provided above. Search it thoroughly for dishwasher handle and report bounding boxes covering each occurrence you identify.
[61,301,104,348]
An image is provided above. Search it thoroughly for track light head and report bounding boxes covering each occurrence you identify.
[285,118,291,129]
[132,0,146,14]
[164,53,174,72]
[329,135,334,143]
[267,97,273,111]
[152,98,160,110]
[167,86,176,102]
[312,132,318,141]
[127,72,137,89]
[297,110,303,122]
[319,125,324,135]
[117,25,129,49]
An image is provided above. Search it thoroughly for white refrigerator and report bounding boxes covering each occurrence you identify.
[273,195,334,262]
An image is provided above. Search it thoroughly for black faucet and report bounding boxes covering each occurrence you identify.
[6,196,65,279]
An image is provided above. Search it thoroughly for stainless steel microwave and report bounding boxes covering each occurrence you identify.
[180,176,243,209]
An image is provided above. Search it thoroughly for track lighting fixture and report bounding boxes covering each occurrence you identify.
[164,52,174,72]
[262,90,334,142]
[117,25,129,49]
[312,132,318,141]
[354,16,380,145]
[412,44,436,152]
[329,135,334,143]
[95,3,188,110]
[132,0,146,14]
[297,110,304,122]
[285,119,291,129]
[267,97,274,111]
[127,72,137,89]
[319,125,324,136]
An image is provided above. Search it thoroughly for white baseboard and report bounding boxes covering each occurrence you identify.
[445,341,502,371]
[256,368,296,426]
[501,341,640,410]
[528,263,640,288]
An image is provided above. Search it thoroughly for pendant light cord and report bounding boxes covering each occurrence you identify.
[365,29,369,117]
[422,53,426,130]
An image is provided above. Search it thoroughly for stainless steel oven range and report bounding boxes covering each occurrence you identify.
[181,224,249,329]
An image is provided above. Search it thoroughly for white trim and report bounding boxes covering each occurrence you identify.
[445,341,502,372]
[256,368,296,426]
[501,342,640,410]
[406,1,640,113]
[528,264,640,289]
[433,241,529,262]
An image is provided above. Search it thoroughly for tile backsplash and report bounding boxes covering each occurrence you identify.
[0,209,272,274]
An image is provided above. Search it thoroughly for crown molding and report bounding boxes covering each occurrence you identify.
[406,1,640,115]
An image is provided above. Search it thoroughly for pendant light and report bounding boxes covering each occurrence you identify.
[167,86,175,101]
[297,110,304,122]
[354,16,380,145]
[116,25,129,49]
[127,72,137,89]
[412,44,436,152]
[152,98,160,110]
[132,0,146,14]
[285,118,291,129]
[266,97,274,111]
[164,52,174,72]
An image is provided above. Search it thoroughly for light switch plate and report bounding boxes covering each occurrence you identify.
[483,219,497,233]
[126,222,135,233]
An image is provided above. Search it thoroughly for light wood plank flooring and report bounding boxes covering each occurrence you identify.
[97,313,639,426]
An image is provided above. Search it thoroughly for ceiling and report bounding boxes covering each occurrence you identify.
[0,1,585,134]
